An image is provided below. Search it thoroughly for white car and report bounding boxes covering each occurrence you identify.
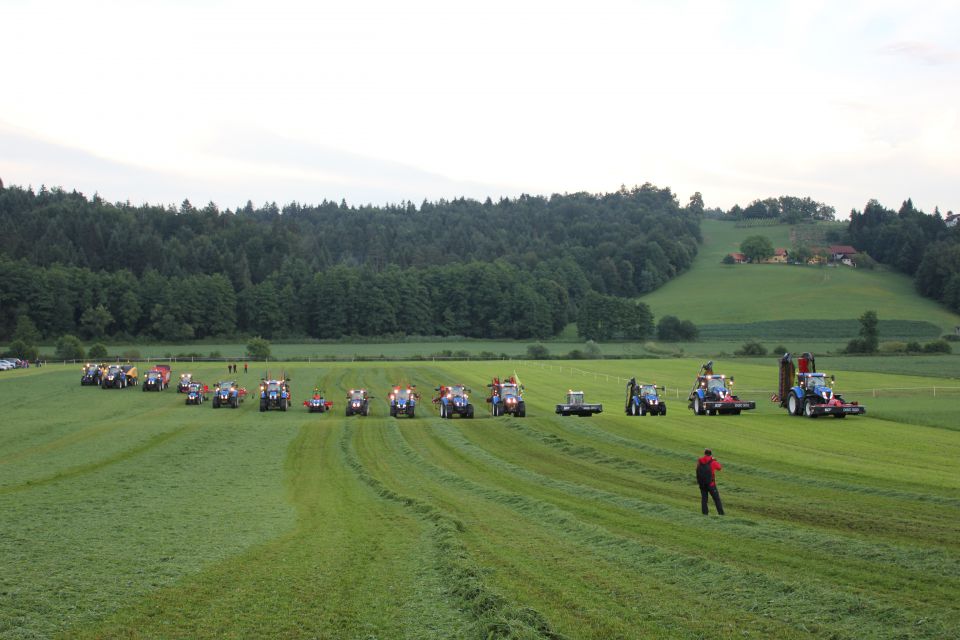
[0,361,15,371]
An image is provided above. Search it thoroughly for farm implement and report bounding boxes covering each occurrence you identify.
[687,361,754,415]
[303,388,333,413]
[435,384,474,419]
[487,375,526,417]
[775,352,865,418]
[345,389,372,416]
[556,390,602,417]
[142,365,171,392]
[388,385,418,418]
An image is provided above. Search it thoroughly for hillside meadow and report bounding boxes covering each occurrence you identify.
[1,358,958,639]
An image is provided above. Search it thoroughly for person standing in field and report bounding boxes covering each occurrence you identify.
[244,362,248,374]
[697,449,724,515]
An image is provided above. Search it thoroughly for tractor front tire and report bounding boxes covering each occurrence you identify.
[517,402,525,418]
[260,400,267,412]
[804,399,818,418]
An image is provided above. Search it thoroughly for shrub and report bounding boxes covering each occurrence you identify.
[584,340,602,358]
[246,336,272,359]
[734,341,767,356]
[526,343,550,359]
[8,339,39,361]
[87,343,109,359]
[773,345,787,355]
[54,334,85,360]
[942,334,960,342]
[566,349,585,360]
[880,341,907,354]
[905,341,922,352]
[721,254,736,265]
[922,340,952,354]
[657,315,699,341]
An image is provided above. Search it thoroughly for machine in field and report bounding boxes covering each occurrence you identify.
[142,365,172,392]
[177,373,193,393]
[388,385,418,418]
[260,378,292,412]
[625,377,666,416]
[435,384,474,419]
[345,389,371,416]
[81,363,105,386]
[487,376,527,417]
[185,381,208,405]
[556,390,603,417]
[212,380,246,408]
[101,364,138,389]
[303,388,333,413]
[688,361,755,415]
[776,352,865,418]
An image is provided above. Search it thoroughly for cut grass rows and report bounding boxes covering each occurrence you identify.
[373,419,953,639]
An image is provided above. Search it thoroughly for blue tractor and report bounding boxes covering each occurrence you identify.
[185,382,208,405]
[777,352,866,418]
[487,376,526,417]
[259,378,291,412]
[345,389,372,416]
[435,384,474,419]
[687,361,755,416]
[81,363,104,386]
[625,377,666,416]
[388,385,418,418]
[212,380,244,408]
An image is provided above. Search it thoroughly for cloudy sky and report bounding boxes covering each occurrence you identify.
[2,0,958,215]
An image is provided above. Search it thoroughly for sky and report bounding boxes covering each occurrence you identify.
[1,0,958,216]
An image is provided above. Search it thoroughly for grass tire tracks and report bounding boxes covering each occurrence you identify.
[384,423,953,639]
[431,420,960,582]
[339,422,565,640]
[548,417,960,508]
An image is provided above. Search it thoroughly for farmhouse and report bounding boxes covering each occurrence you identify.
[727,252,749,264]
[829,245,858,262]
[946,211,959,227]
[763,248,789,264]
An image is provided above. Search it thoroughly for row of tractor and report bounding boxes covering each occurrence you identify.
[76,353,865,420]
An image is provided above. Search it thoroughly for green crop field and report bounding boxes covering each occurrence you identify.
[639,220,960,337]
[1,358,958,639]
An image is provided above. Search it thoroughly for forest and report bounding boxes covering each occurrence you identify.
[0,183,701,342]
[844,199,960,312]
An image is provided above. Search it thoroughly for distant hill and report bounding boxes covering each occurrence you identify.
[639,220,960,339]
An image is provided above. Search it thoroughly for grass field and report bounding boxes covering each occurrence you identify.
[1,359,958,639]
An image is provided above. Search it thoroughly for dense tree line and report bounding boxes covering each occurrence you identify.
[0,183,700,341]
[719,195,836,223]
[845,199,960,312]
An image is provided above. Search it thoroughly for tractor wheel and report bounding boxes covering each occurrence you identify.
[640,404,647,416]
[517,402,525,418]
[142,385,147,392]
[661,405,667,416]
[409,408,415,418]
[260,400,267,412]
[231,397,238,408]
[804,399,818,418]
[833,413,846,419]
[693,397,704,416]
[363,403,370,416]
[787,392,802,416]
[390,406,396,417]
[466,404,474,419]
[280,400,287,412]
[346,407,352,417]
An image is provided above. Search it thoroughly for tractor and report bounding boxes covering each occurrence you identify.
[345,389,371,416]
[388,385,419,418]
[487,376,526,417]
[303,388,333,413]
[776,352,866,418]
[212,380,245,408]
[101,364,138,389]
[185,382,208,405]
[435,384,474,419]
[142,365,171,392]
[81,363,105,386]
[625,377,666,416]
[260,378,292,412]
[687,361,755,415]
[555,390,603,417]
[177,373,193,393]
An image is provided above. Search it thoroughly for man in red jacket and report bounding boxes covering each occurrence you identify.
[697,448,725,515]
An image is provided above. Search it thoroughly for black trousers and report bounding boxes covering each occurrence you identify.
[700,485,724,515]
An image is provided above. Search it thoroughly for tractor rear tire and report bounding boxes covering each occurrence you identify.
[693,397,705,416]
[788,392,802,416]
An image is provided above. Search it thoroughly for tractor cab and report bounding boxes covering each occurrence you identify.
[567,391,585,405]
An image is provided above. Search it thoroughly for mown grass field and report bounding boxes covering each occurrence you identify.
[1,358,958,639]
